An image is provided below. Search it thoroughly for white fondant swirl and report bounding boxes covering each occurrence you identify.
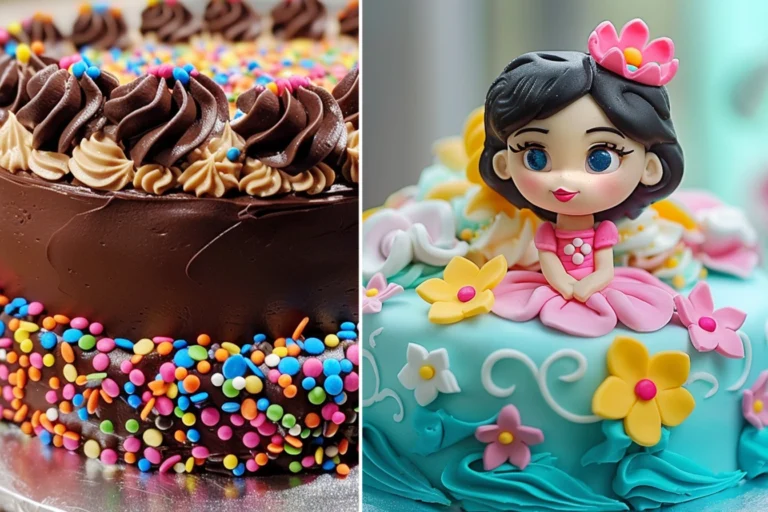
[363,327,404,423]
[686,372,719,399]
[481,348,601,424]
[726,331,752,392]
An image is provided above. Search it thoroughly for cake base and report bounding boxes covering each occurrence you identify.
[0,424,359,511]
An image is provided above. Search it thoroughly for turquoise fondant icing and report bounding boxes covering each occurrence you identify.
[363,271,768,508]
[388,263,444,289]
[738,425,768,479]
[441,452,629,511]
[362,424,451,506]
[582,423,670,466]
[613,450,745,511]
[412,408,497,455]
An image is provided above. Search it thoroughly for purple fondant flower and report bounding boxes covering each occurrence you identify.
[744,371,768,429]
[474,404,544,471]
[674,282,747,358]
[362,273,403,314]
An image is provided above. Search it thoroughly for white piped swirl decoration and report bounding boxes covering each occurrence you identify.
[481,348,601,424]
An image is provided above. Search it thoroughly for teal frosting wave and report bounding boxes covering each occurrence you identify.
[738,424,768,479]
[613,450,745,511]
[442,452,628,511]
[412,408,497,455]
[363,424,451,506]
[582,421,669,466]
[389,263,445,289]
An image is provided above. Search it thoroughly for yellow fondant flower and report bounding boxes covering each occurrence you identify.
[592,336,695,447]
[416,255,507,324]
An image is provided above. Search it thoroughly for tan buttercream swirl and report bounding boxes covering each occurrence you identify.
[68,132,135,191]
[342,123,359,183]
[281,162,335,195]
[239,157,289,197]
[0,113,33,173]
[29,150,69,181]
[134,164,180,195]
[208,122,245,156]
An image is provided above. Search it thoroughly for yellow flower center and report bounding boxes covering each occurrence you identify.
[624,47,643,67]
[664,257,678,269]
[497,431,514,445]
[755,400,764,413]
[419,365,435,380]
[365,288,379,297]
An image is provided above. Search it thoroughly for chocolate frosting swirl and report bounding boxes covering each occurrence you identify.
[16,67,119,153]
[71,8,129,50]
[271,0,328,40]
[141,2,201,43]
[332,67,359,129]
[232,83,346,176]
[104,73,228,167]
[204,0,262,42]
[338,0,359,38]
[0,53,57,120]
[21,12,63,46]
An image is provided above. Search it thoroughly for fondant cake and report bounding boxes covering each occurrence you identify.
[0,0,359,478]
[362,19,768,510]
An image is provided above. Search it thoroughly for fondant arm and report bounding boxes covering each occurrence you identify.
[539,250,577,300]
[573,247,615,303]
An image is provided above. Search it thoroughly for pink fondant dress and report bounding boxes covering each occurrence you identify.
[492,221,677,337]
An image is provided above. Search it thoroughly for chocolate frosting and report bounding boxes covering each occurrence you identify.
[0,53,57,121]
[232,84,346,176]
[21,13,63,46]
[271,0,328,41]
[0,170,357,343]
[141,2,202,44]
[332,67,359,129]
[338,0,359,38]
[71,8,129,50]
[16,68,119,153]
[104,73,229,167]
[204,0,262,42]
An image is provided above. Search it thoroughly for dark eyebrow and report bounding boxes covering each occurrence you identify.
[513,127,549,137]
[586,126,625,138]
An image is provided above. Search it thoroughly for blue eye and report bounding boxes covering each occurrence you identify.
[587,148,620,173]
[523,148,550,172]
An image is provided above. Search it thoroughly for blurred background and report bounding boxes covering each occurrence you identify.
[363,0,768,219]
[0,0,349,27]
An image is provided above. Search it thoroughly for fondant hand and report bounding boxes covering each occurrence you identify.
[539,251,577,300]
[573,248,615,302]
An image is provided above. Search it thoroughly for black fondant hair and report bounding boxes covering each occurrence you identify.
[479,51,684,223]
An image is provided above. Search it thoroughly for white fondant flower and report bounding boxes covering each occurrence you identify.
[363,201,468,281]
[397,343,460,406]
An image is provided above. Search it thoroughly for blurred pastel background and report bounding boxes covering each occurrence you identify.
[363,0,768,225]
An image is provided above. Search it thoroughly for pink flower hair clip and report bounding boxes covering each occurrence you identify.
[588,18,679,86]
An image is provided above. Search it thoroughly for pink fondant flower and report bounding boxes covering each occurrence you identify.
[588,18,678,86]
[743,371,768,429]
[674,282,747,358]
[362,273,403,314]
[474,404,544,471]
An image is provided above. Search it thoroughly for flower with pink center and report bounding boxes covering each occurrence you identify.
[362,273,403,314]
[474,404,544,471]
[743,371,768,429]
[588,18,679,86]
[674,282,747,358]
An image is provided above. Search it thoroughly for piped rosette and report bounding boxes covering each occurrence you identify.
[204,0,262,42]
[271,0,329,41]
[141,0,202,45]
[338,0,359,39]
[0,43,57,120]
[332,67,359,183]
[614,207,703,290]
[231,75,346,196]
[71,3,130,51]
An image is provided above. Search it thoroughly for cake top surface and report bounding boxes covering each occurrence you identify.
[0,0,359,201]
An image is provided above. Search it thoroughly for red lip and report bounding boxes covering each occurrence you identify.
[552,188,579,202]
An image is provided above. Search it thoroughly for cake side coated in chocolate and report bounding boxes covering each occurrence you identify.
[0,171,357,344]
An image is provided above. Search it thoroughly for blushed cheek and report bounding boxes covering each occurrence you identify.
[595,173,638,208]
[514,170,547,201]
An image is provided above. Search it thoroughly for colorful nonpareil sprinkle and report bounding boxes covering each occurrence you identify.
[0,292,358,477]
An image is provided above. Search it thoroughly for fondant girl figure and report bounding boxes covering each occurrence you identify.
[481,19,683,337]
